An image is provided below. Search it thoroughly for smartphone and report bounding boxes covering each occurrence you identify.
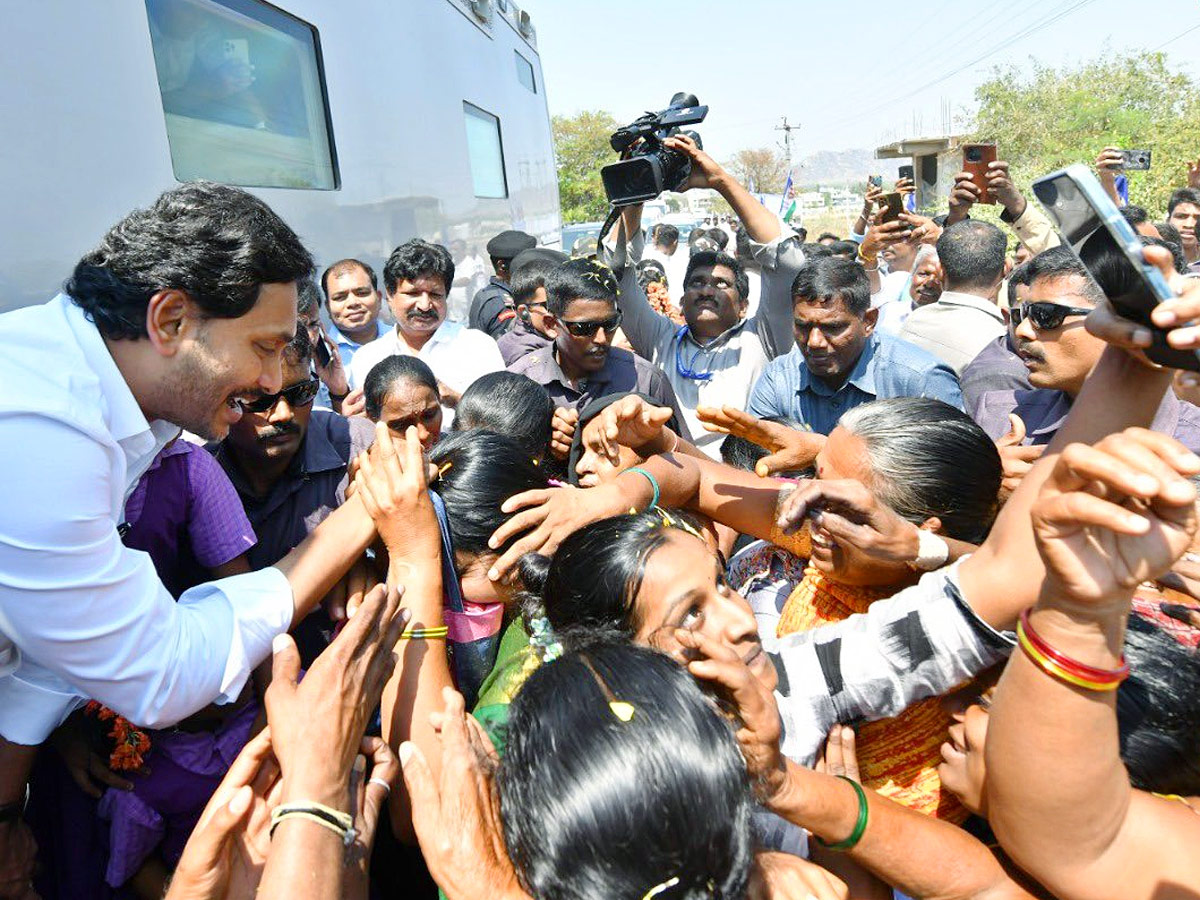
[1118,149,1152,171]
[868,175,883,188]
[315,335,334,368]
[898,164,915,183]
[1031,164,1199,371]
[878,192,904,224]
[962,143,998,203]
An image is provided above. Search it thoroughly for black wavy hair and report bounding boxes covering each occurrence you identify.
[498,642,754,900]
[67,181,314,340]
[383,239,455,296]
[429,430,549,570]
[936,220,1008,291]
[453,372,554,463]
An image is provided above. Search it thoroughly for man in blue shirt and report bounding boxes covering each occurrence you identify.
[320,258,389,368]
[747,257,962,444]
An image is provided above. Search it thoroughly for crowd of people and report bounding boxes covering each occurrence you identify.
[2,129,1200,900]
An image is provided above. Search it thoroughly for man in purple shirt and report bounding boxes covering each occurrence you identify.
[495,248,566,366]
[210,326,374,662]
[971,247,1200,452]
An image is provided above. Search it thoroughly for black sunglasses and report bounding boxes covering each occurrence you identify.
[1013,301,1092,331]
[239,378,321,413]
[559,311,623,338]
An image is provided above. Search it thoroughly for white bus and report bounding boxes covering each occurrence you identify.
[0,0,561,318]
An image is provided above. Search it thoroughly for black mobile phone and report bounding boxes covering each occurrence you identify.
[315,335,334,368]
[1118,149,1152,171]
[898,164,914,182]
[878,192,904,224]
[1032,164,1199,372]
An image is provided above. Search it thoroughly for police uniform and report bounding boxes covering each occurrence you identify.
[468,230,537,338]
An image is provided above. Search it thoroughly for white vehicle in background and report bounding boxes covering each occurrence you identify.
[0,0,561,318]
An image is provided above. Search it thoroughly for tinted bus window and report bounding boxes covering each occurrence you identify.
[463,102,508,199]
[514,51,536,93]
[144,0,338,189]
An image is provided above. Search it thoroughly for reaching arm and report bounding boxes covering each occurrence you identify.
[610,226,676,361]
[985,429,1200,900]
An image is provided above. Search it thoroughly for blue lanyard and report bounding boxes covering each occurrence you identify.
[673,326,715,383]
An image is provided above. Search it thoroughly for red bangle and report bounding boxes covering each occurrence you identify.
[1018,608,1129,689]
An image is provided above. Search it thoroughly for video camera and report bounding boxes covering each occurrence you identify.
[600,92,708,206]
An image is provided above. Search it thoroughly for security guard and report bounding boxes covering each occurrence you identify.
[468,229,537,338]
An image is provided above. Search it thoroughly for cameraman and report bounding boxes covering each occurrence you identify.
[606,135,801,457]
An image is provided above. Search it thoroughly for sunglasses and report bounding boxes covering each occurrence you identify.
[1013,301,1092,331]
[559,311,623,338]
[239,378,321,413]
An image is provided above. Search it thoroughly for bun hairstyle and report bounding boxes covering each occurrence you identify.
[498,642,754,900]
[517,509,710,653]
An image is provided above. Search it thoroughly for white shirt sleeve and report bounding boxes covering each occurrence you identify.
[0,413,293,740]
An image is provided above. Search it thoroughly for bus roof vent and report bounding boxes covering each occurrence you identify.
[517,9,533,36]
[470,0,492,22]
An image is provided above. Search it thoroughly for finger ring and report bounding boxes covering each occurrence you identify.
[368,777,391,796]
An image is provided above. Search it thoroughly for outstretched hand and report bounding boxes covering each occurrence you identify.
[696,406,823,477]
[402,688,529,900]
[1032,428,1200,612]
[664,134,727,192]
[583,394,675,466]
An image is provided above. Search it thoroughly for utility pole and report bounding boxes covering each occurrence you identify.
[775,116,801,164]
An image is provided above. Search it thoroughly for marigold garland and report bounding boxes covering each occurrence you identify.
[84,701,151,772]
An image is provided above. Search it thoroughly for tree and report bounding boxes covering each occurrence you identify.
[726,148,791,194]
[552,110,620,224]
[966,51,1200,219]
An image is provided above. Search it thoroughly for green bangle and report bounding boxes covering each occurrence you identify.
[814,775,869,851]
[620,466,660,509]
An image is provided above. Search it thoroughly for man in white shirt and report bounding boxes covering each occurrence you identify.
[898,220,1009,374]
[347,239,505,422]
[0,184,393,881]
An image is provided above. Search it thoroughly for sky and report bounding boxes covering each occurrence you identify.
[523,0,1200,163]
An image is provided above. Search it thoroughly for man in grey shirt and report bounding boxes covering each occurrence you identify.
[898,220,1008,375]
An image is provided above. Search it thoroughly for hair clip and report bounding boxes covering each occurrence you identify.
[432,461,453,483]
[609,701,635,722]
[642,876,680,900]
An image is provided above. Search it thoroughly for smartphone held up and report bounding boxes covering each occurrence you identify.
[962,143,997,203]
[1032,164,1199,372]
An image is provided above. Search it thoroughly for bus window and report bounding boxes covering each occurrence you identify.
[463,102,508,198]
[144,0,338,189]
[514,51,536,93]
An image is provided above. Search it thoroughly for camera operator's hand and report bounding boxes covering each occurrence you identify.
[663,134,727,192]
[986,161,1026,219]
[946,171,980,225]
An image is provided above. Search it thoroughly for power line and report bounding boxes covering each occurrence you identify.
[821,0,1101,134]
[1155,21,1200,50]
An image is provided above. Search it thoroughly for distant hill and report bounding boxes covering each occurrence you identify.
[793,148,909,187]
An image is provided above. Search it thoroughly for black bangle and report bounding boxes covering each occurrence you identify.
[329,391,348,403]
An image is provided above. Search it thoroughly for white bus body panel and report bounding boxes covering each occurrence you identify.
[0,0,560,313]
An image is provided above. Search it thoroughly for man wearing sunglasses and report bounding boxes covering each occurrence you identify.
[972,246,1200,454]
[508,258,690,454]
[211,325,375,663]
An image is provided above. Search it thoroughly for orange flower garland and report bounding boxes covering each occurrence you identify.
[84,701,151,772]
